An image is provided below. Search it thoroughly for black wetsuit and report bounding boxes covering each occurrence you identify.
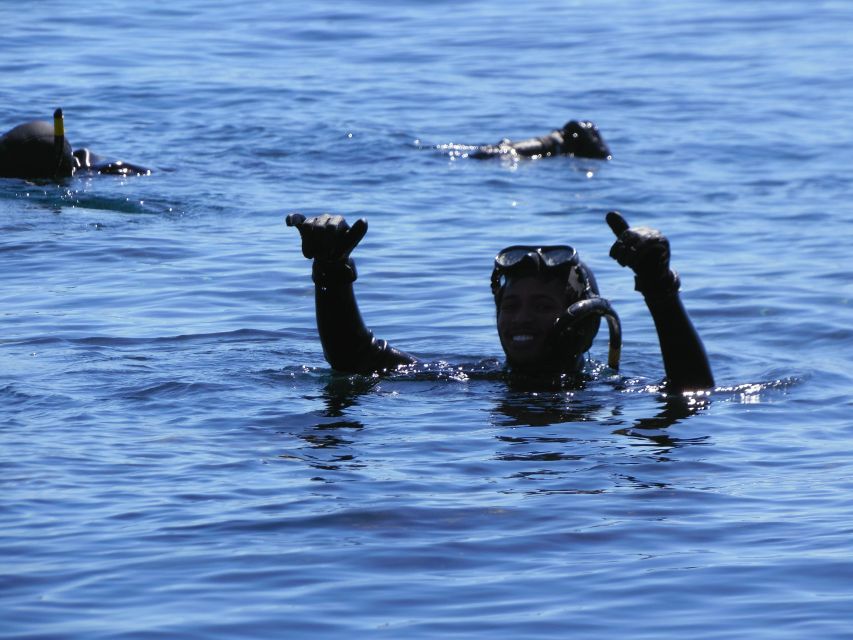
[469,120,611,160]
[288,211,713,394]
[309,254,713,393]
[312,259,416,374]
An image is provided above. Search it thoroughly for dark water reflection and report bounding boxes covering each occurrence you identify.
[292,367,717,481]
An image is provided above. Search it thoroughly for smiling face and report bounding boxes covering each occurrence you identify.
[496,275,569,370]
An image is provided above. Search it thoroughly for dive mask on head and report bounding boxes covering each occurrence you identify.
[495,245,577,269]
[491,245,584,297]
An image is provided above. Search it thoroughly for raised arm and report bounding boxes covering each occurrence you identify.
[606,211,714,393]
[286,213,415,374]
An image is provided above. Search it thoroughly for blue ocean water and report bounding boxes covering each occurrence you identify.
[2,1,852,638]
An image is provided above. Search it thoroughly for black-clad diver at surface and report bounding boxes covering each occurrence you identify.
[441,120,611,161]
[0,109,151,180]
[285,211,713,394]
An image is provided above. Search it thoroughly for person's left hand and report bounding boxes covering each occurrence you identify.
[606,211,680,297]
[606,211,670,279]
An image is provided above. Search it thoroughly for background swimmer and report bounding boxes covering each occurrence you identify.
[436,120,611,160]
[285,210,713,393]
[0,108,151,180]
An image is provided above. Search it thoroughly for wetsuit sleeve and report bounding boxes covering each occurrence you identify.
[470,130,562,158]
[507,131,563,157]
[469,139,511,158]
[641,277,715,393]
[313,259,416,374]
[606,211,714,393]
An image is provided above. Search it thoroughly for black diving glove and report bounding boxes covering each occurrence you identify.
[286,213,368,285]
[606,211,680,299]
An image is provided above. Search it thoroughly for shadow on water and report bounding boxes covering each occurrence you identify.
[316,374,381,419]
[494,384,711,447]
[0,176,174,216]
[488,386,720,495]
[277,374,379,472]
[278,364,728,476]
[271,359,800,480]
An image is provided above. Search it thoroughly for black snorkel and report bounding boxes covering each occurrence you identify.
[556,297,621,370]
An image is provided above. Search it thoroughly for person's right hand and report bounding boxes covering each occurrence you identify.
[285,213,368,262]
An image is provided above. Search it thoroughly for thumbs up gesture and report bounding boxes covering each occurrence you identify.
[606,211,679,297]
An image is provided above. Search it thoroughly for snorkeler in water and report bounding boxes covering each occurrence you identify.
[285,211,714,393]
[0,108,151,180]
[439,120,611,161]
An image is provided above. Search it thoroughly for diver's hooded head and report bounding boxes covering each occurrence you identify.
[0,117,74,180]
[491,246,601,372]
[560,120,611,160]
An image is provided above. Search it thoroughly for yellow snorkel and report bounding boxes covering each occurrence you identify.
[53,108,65,139]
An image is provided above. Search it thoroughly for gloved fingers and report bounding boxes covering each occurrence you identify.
[340,218,368,258]
[285,213,306,228]
[312,214,367,260]
[620,235,670,276]
[636,232,670,275]
[287,213,364,261]
[286,212,333,260]
[606,211,629,237]
[606,211,633,266]
[319,214,347,259]
[284,213,314,260]
[606,210,674,282]
[609,239,632,267]
[285,213,315,259]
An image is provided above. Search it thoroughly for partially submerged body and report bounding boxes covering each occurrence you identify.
[285,211,714,395]
[69,147,151,177]
[438,120,611,161]
[0,109,150,181]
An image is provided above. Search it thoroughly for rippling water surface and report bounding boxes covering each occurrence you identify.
[2,1,852,638]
